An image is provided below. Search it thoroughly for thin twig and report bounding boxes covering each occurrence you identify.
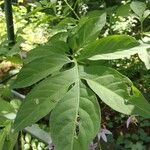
[64,0,80,20]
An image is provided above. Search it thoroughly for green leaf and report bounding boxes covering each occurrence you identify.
[129,86,150,118]
[13,54,71,88]
[0,128,7,150]
[54,17,77,30]
[50,81,100,150]
[116,4,131,17]
[68,13,106,50]
[130,1,146,19]
[80,65,150,117]
[0,122,18,150]
[50,32,68,43]
[11,19,150,150]
[0,99,16,120]
[78,35,139,60]
[143,10,150,20]
[137,48,150,69]
[88,44,150,69]
[13,68,77,132]
[3,133,18,150]
[24,41,70,64]
[0,116,8,127]
[78,35,150,69]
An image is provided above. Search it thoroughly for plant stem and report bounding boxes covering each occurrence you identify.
[64,0,80,20]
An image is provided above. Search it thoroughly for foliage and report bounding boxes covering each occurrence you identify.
[0,0,150,150]
[10,10,150,150]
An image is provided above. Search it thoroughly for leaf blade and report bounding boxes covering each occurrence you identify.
[69,13,106,50]
[13,54,71,88]
[130,1,146,19]
[80,65,150,117]
[78,35,150,69]
[50,81,100,150]
[13,68,77,132]
[78,35,139,60]
[25,41,70,64]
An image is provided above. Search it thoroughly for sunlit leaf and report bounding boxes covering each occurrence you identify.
[80,65,150,117]
[130,1,146,19]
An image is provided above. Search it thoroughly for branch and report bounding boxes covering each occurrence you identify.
[64,0,80,20]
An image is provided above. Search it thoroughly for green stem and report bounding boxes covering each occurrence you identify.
[64,0,80,20]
